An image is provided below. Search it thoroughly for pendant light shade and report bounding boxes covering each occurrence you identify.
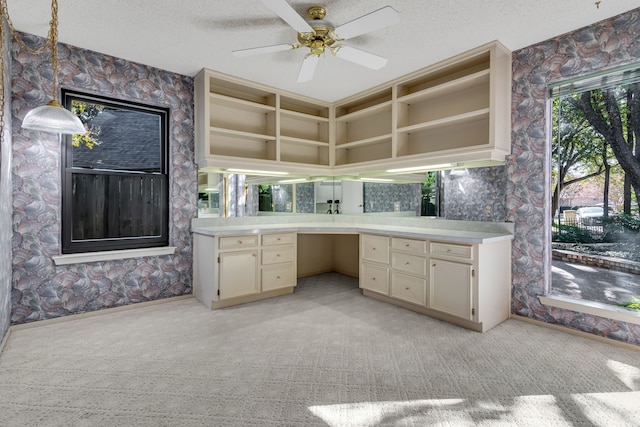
[16,0,86,135]
[22,99,85,134]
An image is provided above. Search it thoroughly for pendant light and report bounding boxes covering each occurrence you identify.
[4,0,85,134]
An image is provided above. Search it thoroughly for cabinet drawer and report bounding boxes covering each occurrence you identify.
[262,263,296,291]
[360,262,389,294]
[391,272,427,306]
[392,252,427,276]
[391,237,427,254]
[262,246,295,265]
[430,242,473,260]
[219,235,259,250]
[262,233,296,246]
[361,234,389,264]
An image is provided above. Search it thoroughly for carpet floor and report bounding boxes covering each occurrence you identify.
[0,273,639,426]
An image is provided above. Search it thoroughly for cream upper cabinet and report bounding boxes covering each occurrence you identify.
[194,70,332,176]
[194,41,511,176]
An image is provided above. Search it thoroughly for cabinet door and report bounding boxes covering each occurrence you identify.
[219,250,259,299]
[429,258,473,320]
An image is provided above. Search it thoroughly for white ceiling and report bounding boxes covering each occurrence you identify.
[6,0,640,102]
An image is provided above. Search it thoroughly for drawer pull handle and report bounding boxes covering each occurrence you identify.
[405,262,410,266]
[372,277,376,281]
[276,254,280,257]
[277,275,281,279]
[238,240,243,244]
[405,287,410,290]
[372,247,376,251]
[277,238,281,241]
[405,243,410,247]
[432,263,436,267]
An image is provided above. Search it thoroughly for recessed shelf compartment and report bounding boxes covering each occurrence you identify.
[209,76,276,107]
[210,97,276,136]
[335,138,392,165]
[335,107,392,146]
[397,116,489,157]
[335,89,392,118]
[280,140,329,165]
[396,77,489,128]
[209,130,276,161]
[280,113,329,144]
[396,53,490,98]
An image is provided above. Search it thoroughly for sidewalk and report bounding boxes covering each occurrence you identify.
[551,260,640,306]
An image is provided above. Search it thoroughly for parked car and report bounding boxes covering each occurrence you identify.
[575,206,604,225]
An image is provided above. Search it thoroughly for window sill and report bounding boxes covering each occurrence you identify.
[538,295,640,326]
[53,247,176,266]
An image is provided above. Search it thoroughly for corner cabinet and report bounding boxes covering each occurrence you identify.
[193,232,297,309]
[359,233,511,332]
[194,69,332,176]
[194,41,511,176]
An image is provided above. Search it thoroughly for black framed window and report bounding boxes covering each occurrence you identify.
[61,90,169,254]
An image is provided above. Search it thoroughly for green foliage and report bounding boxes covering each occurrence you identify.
[553,223,600,243]
[71,101,103,149]
[619,296,640,311]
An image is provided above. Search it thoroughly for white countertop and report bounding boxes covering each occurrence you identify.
[191,216,514,244]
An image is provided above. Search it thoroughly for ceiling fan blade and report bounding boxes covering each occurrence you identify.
[333,46,388,70]
[333,6,400,40]
[260,0,313,34]
[232,44,296,57]
[297,55,319,83]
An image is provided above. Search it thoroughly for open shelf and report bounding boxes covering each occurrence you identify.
[209,129,276,161]
[335,106,392,146]
[280,140,329,165]
[280,112,329,144]
[335,138,392,166]
[397,117,490,157]
[335,89,392,118]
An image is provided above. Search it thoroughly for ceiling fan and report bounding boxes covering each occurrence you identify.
[232,0,400,83]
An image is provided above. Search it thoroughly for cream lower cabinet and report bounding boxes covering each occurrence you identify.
[359,234,390,295]
[193,232,297,309]
[359,233,511,332]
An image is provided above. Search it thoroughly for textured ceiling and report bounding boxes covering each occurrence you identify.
[6,0,640,102]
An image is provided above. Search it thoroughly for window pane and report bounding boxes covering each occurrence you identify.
[71,100,162,172]
[62,90,169,254]
[550,64,640,311]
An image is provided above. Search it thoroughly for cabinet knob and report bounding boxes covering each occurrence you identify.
[277,275,281,279]
[372,247,376,251]
[276,253,280,257]
[432,263,436,267]
[405,243,410,247]
[371,277,376,281]
[277,238,281,241]
[238,240,243,244]
[446,249,451,253]
[405,287,410,290]
[405,262,410,266]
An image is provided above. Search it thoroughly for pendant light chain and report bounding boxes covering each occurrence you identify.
[0,0,56,54]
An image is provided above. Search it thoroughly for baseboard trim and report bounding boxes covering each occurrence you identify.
[510,314,640,352]
[9,294,194,332]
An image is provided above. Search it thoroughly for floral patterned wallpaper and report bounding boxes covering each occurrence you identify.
[10,33,196,324]
[363,183,421,213]
[0,21,13,341]
[442,167,507,222]
[509,8,640,344]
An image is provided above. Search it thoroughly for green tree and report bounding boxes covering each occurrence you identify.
[71,100,103,149]
[551,96,607,217]
[568,84,640,214]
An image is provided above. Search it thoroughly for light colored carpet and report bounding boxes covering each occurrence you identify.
[0,273,638,426]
